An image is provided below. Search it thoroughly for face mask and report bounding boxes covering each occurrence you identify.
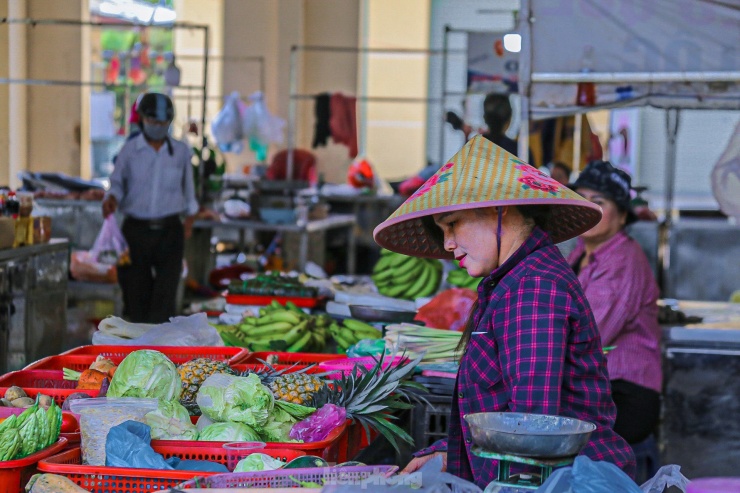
[142,122,170,141]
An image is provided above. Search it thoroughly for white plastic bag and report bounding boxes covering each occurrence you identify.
[711,120,740,223]
[211,91,245,153]
[92,313,224,347]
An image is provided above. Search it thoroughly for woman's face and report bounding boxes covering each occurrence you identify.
[433,208,500,278]
[577,187,626,243]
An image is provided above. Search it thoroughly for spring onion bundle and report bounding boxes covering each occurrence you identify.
[384,323,462,363]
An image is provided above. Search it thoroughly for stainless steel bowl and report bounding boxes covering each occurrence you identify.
[464,412,596,458]
[348,305,418,323]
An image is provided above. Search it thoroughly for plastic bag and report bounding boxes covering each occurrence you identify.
[106,420,228,473]
[92,313,224,347]
[242,91,286,150]
[535,456,690,493]
[70,250,117,283]
[711,120,740,223]
[639,465,690,493]
[289,404,346,442]
[70,397,158,466]
[347,339,389,359]
[91,215,130,267]
[211,91,245,153]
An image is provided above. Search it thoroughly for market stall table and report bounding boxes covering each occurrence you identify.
[660,300,740,478]
[192,213,357,275]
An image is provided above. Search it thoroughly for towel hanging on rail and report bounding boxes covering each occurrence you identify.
[330,93,358,158]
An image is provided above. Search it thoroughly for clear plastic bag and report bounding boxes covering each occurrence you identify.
[211,91,245,153]
[91,215,130,267]
[70,250,117,283]
[69,397,158,466]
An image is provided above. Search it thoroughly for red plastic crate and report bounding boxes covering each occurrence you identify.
[230,363,326,375]
[225,294,319,308]
[0,438,67,493]
[242,351,347,366]
[26,345,249,371]
[37,444,304,493]
[345,421,380,461]
[0,370,98,406]
[155,419,350,464]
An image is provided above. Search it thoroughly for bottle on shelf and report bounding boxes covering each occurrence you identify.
[5,191,20,218]
[576,45,596,107]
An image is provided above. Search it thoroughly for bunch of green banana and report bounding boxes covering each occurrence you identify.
[372,249,442,300]
[0,394,62,461]
[446,265,482,290]
[213,301,329,353]
[328,318,382,353]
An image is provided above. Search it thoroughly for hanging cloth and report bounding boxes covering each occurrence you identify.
[330,93,358,158]
[312,93,331,148]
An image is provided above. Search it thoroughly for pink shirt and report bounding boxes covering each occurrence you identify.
[567,231,663,392]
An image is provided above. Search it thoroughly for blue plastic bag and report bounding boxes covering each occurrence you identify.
[105,421,228,473]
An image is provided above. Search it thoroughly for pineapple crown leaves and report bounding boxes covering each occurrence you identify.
[326,350,430,453]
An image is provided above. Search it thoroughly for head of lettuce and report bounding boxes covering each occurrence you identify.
[196,373,274,428]
[108,350,182,401]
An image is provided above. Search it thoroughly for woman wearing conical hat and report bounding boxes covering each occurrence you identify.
[375,136,635,487]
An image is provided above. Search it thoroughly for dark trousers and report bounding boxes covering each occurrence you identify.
[611,379,661,444]
[118,215,184,324]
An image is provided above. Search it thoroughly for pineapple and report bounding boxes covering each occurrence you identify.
[241,363,326,406]
[307,352,427,453]
[178,358,236,405]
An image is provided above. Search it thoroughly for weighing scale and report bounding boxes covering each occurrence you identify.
[472,446,576,492]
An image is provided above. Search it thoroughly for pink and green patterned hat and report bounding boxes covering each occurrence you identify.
[373,135,602,259]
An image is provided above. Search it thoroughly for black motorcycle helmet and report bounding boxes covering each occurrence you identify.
[137,92,174,122]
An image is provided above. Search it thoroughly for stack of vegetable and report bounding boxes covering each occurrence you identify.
[372,249,443,300]
[0,394,62,461]
[385,323,462,364]
[229,272,318,298]
[63,355,118,391]
[213,300,381,354]
[100,348,425,452]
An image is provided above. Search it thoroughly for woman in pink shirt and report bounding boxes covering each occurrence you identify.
[568,160,662,446]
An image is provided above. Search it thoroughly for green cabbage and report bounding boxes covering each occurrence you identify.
[107,350,181,401]
[196,373,274,427]
[234,453,285,472]
[258,407,298,443]
[198,422,261,442]
[144,400,198,440]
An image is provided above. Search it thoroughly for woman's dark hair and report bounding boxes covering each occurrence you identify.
[482,93,512,137]
[456,205,552,351]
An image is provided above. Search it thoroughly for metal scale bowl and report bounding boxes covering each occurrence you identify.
[464,412,596,492]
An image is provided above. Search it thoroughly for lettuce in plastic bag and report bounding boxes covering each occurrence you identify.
[290,404,346,442]
[196,373,274,427]
[234,453,285,472]
[198,422,261,442]
[107,350,181,401]
[144,400,198,440]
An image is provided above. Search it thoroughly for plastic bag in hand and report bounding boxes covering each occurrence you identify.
[211,91,245,153]
[91,215,130,266]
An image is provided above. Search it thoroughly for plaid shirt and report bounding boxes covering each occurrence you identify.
[416,227,635,487]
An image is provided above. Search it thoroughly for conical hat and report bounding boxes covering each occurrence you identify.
[373,136,602,259]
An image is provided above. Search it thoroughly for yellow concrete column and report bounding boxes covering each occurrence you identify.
[8,0,28,189]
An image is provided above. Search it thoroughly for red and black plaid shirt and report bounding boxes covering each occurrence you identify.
[416,227,635,487]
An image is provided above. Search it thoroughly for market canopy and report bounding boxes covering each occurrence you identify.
[527,0,740,118]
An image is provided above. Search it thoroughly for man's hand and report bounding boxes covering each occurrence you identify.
[400,452,447,474]
[102,196,118,218]
[183,215,195,240]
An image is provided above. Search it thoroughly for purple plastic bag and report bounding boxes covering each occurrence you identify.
[289,404,346,442]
